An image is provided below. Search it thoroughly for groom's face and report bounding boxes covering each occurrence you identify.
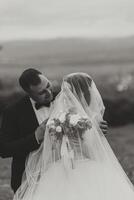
[28,74,53,104]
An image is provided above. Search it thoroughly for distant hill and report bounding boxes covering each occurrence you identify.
[0,45,2,50]
[0,37,134,66]
[0,37,134,79]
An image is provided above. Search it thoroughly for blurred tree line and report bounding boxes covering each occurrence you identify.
[0,76,134,127]
[104,98,134,126]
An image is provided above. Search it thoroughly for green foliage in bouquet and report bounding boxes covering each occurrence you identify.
[48,107,92,141]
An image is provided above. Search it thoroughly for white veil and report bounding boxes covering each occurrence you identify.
[14,72,134,200]
[64,73,134,186]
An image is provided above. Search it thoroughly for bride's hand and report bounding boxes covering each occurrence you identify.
[99,120,108,135]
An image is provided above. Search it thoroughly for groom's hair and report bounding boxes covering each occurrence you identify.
[19,68,42,91]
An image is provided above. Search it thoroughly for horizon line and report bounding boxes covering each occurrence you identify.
[1,35,134,43]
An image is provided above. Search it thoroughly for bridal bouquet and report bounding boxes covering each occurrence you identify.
[47,108,92,141]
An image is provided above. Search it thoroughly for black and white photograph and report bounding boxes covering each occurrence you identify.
[0,0,134,200]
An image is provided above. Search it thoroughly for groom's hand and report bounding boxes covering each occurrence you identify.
[99,120,108,135]
[35,119,48,144]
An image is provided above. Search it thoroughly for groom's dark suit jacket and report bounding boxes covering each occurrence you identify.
[0,96,42,192]
[0,82,61,192]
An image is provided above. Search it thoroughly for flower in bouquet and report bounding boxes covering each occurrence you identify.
[48,109,92,141]
[47,117,64,141]
[69,114,81,126]
[68,113,92,140]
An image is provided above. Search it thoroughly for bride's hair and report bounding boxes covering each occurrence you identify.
[64,73,92,106]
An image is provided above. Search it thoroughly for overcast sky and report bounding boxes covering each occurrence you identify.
[1,0,134,40]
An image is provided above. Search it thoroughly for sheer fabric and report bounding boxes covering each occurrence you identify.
[14,72,134,200]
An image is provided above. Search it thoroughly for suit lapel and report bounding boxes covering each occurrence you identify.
[25,96,39,128]
[19,96,39,135]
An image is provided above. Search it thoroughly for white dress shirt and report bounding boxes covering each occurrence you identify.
[30,98,54,144]
[30,98,51,125]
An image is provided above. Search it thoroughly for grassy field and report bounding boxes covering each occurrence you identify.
[0,124,134,200]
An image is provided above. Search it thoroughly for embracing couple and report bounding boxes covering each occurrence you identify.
[0,68,134,200]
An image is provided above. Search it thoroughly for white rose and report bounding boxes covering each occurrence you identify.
[56,126,62,133]
[47,119,55,125]
[70,114,81,126]
[59,112,66,123]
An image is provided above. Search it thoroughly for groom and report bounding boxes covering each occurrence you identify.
[0,68,108,193]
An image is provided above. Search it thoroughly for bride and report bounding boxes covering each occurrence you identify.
[14,72,134,200]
